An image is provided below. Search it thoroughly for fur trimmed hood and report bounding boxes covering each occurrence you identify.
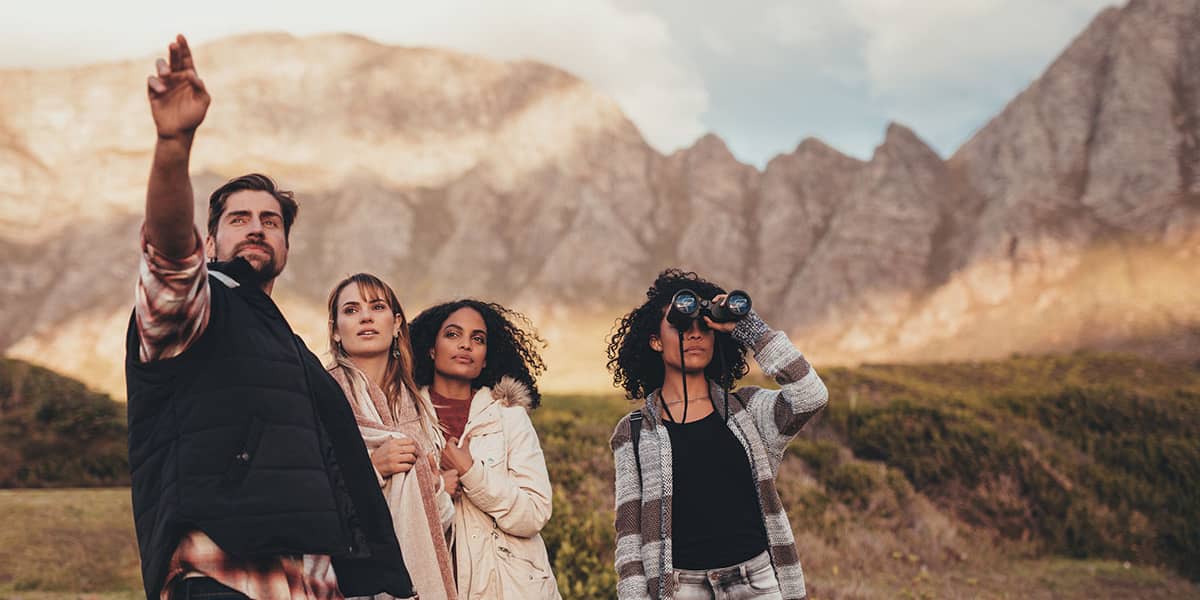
[490,375,534,412]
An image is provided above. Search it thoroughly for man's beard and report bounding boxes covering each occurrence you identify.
[231,241,282,281]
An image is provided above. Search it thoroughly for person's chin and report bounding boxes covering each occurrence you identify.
[246,257,279,277]
[442,365,481,381]
[345,344,389,359]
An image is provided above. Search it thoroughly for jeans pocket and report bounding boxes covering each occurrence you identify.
[746,562,779,592]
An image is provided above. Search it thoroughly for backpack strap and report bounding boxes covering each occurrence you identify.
[629,410,643,476]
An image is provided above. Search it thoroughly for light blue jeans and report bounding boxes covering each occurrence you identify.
[672,551,783,599]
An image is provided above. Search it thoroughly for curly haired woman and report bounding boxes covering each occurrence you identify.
[608,269,828,600]
[409,300,561,600]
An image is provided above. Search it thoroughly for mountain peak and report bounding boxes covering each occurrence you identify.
[795,136,850,158]
[872,122,941,162]
[685,132,737,160]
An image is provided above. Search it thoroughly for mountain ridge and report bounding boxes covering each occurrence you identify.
[2,0,1199,398]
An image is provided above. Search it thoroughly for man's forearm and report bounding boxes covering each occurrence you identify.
[145,135,199,258]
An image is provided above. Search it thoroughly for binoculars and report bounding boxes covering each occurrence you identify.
[666,288,752,331]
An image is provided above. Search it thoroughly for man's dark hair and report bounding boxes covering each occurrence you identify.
[207,173,299,242]
[606,268,750,401]
[409,299,547,409]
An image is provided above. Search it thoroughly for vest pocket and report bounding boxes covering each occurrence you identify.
[222,415,265,486]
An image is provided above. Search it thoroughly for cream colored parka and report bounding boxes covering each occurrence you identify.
[420,377,561,600]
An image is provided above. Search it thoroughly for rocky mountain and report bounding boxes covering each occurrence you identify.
[2,0,1199,399]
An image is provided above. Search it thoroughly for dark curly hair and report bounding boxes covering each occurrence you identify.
[607,268,750,401]
[410,299,547,409]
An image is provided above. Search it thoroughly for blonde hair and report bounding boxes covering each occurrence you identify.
[327,273,445,450]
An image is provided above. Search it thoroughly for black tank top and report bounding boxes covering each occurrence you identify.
[663,410,769,569]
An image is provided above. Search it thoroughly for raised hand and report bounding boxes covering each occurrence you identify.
[147,34,210,140]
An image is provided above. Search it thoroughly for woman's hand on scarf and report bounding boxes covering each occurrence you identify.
[371,437,419,477]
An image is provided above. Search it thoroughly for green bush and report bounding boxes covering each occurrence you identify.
[789,438,841,477]
[846,400,1021,490]
[1,359,128,488]
[885,467,914,503]
[823,462,878,509]
[824,354,1200,582]
[997,386,1200,579]
[788,487,834,533]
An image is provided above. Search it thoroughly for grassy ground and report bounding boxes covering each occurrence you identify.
[0,489,141,599]
[2,353,1199,599]
[1,474,1196,599]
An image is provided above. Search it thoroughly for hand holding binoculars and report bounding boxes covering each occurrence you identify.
[666,288,752,331]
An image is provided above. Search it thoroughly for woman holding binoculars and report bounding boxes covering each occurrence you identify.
[607,269,829,600]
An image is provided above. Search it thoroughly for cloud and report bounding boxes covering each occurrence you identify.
[0,0,709,154]
[732,0,1116,156]
[845,0,1116,97]
[840,0,1117,151]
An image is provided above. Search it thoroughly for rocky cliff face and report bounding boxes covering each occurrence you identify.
[3,0,1199,398]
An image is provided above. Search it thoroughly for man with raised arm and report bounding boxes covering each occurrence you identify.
[125,34,413,600]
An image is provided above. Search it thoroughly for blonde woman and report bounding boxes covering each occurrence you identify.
[323,273,458,600]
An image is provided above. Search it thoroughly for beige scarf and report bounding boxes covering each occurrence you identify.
[329,365,458,600]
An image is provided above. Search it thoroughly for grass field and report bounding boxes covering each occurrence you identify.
[3,353,1199,599]
[0,488,141,599]
[1,456,1196,599]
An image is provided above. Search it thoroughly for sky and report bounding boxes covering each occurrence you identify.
[0,0,1117,166]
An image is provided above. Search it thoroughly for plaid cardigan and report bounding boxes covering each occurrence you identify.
[609,312,828,599]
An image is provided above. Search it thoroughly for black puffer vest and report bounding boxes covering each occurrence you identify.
[125,258,412,598]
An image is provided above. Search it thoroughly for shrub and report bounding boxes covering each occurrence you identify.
[823,462,878,509]
[789,438,841,477]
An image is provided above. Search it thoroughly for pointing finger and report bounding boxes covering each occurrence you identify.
[177,35,197,72]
